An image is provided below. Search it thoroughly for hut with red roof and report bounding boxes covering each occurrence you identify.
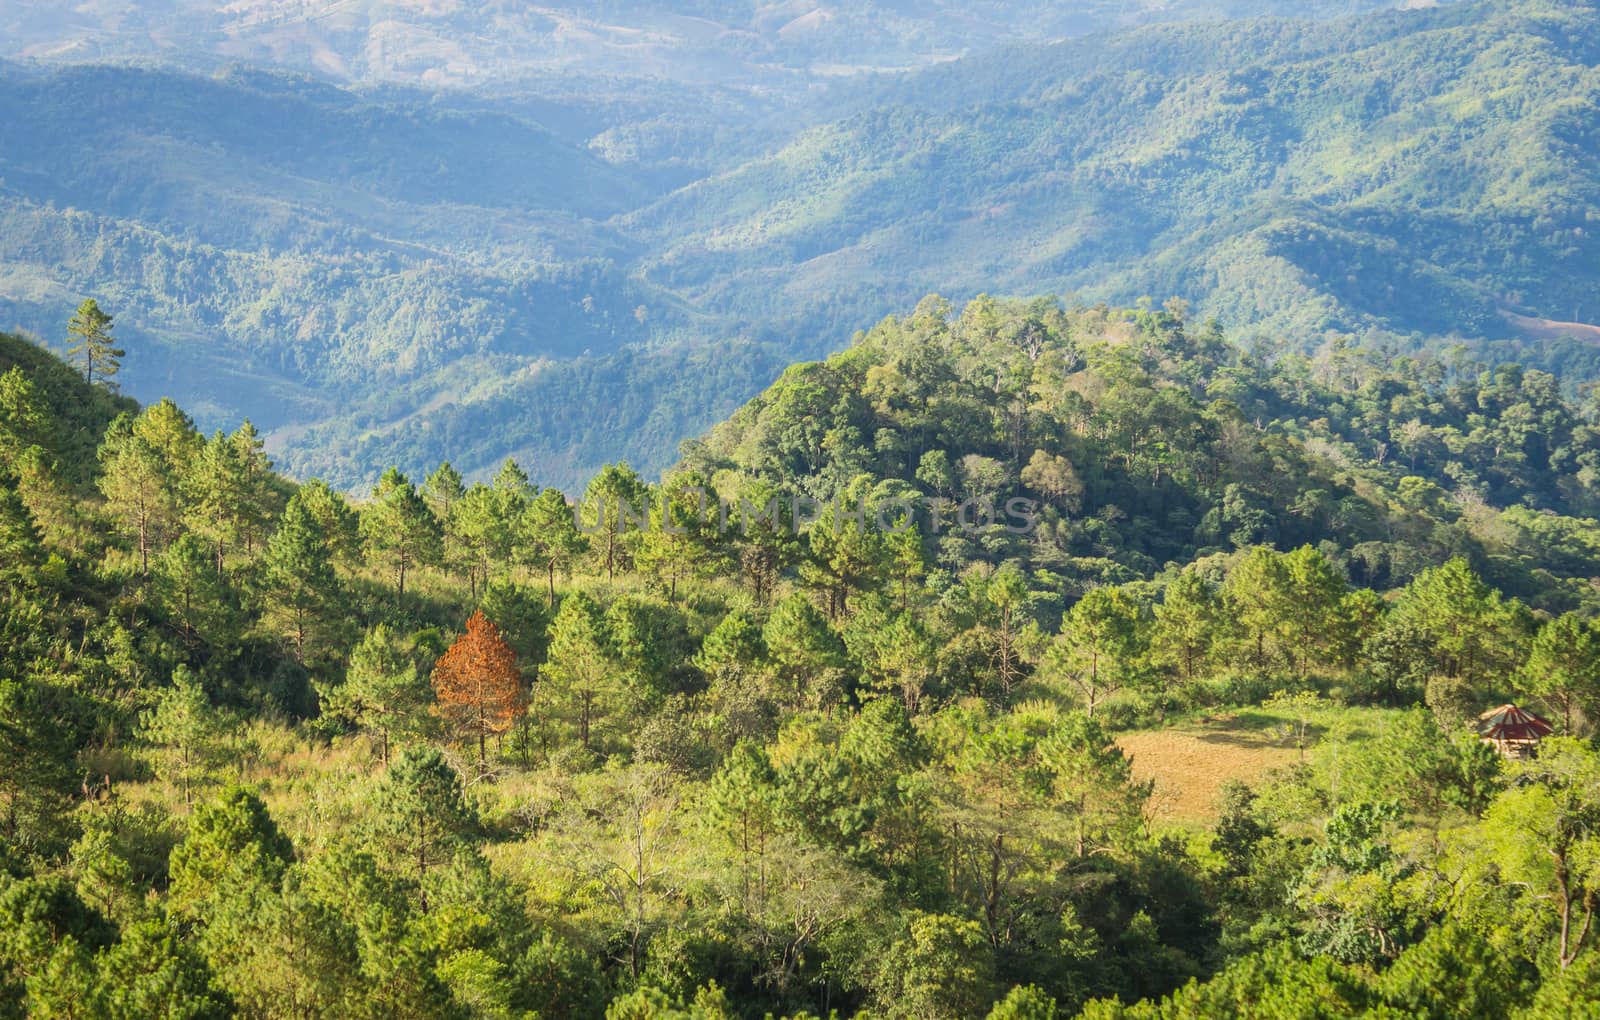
[1477,703,1554,759]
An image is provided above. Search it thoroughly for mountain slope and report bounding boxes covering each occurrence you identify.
[0,61,699,485]
[633,0,1600,341]
[0,329,136,483]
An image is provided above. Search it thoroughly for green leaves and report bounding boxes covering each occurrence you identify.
[1522,612,1600,736]
[261,492,341,665]
[93,913,232,1020]
[167,787,294,923]
[1478,739,1600,970]
[541,590,618,754]
[873,912,995,1020]
[323,624,430,765]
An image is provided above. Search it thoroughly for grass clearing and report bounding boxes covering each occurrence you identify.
[1118,718,1302,826]
[1117,704,1400,826]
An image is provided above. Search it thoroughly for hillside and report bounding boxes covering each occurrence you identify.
[681,295,1600,612]
[0,329,135,482]
[7,298,1600,1016]
[0,61,700,483]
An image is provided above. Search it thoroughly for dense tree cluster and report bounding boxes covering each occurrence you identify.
[7,297,1600,1016]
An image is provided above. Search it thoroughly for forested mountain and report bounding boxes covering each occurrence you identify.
[13,1,1600,1014]
[2,0,1596,497]
[680,295,1600,613]
[635,0,1600,343]
[9,297,1600,1016]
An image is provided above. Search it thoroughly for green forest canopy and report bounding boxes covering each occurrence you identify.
[8,297,1600,1015]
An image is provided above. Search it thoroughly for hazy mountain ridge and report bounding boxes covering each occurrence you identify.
[2,0,1411,86]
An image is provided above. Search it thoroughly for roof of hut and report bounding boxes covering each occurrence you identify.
[1477,704,1554,742]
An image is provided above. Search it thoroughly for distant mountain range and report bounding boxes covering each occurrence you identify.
[1,1,1410,85]
[633,0,1600,340]
[4,0,1598,493]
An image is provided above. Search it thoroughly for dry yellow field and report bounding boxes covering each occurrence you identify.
[1117,715,1304,825]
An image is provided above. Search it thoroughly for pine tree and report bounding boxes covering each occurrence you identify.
[0,369,76,546]
[183,430,248,573]
[167,786,293,923]
[634,472,724,602]
[0,673,79,853]
[1282,545,1349,677]
[360,468,442,596]
[261,493,340,665]
[521,486,584,606]
[0,368,48,469]
[0,485,42,582]
[491,458,536,522]
[227,421,272,556]
[452,483,499,599]
[296,479,361,567]
[14,447,82,553]
[154,534,234,651]
[1389,557,1528,689]
[1223,546,1293,670]
[1523,613,1600,735]
[93,912,232,1019]
[99,402,202,575]
[325,625,428,765]
[1039,713,1151,859]
[762,593,847,711]
[65,298,124,387]
[431,610,523,769]
[422,461,465,525]
[1155,569,1226,683]
[98,416,180,577]
[456,458,535,595]
[424,461,468,588]
[541,591,614,751]
[707,742,780,914]
[889,526,927,612]
[1046,587,1150,718]
[132,398,202,473]
[985,563,1030,699]
[695,611,767,686]
[801,478,886,619]
[728,476,799,605]
[140,668,233,805]
[580,462,648,581]
[877,612,936,714]
[372,747,475,885]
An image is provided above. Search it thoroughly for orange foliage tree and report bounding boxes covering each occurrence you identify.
[431,610,523,769]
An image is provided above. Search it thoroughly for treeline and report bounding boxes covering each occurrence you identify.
[7,299,1600,1016]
